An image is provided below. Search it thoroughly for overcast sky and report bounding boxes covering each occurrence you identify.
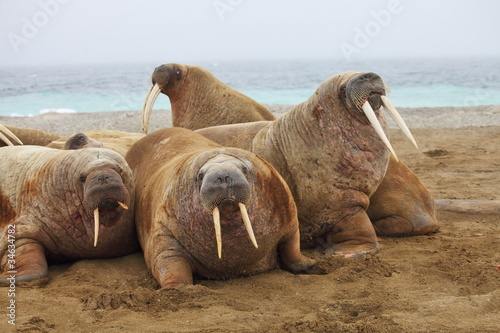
[1,0,499,67]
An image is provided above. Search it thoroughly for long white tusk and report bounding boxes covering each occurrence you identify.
[362,101,398,162]
[213,207,222,259]
[0,124,23,145]
[381,95,418,149]
[141,83,161,133]
[117,201,129,210]
[93,208,100,247]
[238,203,258,249]
[0,132,13,146]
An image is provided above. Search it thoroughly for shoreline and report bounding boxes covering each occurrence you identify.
[0,104,499,136]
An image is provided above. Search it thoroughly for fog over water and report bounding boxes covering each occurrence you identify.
[1,0,498,67]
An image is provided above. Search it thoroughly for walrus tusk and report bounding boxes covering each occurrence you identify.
[381,95,418,149]
[0,132,14,146]
[213,207,222,259]
[238,203,258,249]
[94,208,99,247]
[118,201,129,210]
[141,83,161,133]
[0,124,23,145]
[362,101,398,162]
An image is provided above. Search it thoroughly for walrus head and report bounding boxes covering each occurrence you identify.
[142,63,189,133]
[64,133,104,150]
[197,154,258,259]
[79,159,130,247]
[341,72,418,161]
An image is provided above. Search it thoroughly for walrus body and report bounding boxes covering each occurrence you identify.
[141,63,275,132]
[0,146,138,282]
[196,72,439,256]
[126,128,315,288]
[47,130,145,157]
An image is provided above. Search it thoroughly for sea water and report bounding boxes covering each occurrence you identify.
[1,58,499,117]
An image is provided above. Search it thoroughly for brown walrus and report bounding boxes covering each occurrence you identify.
[141,63,275,132]
[0,145,138,282]
[0,124,60,147]
[125,128,316,288]
[141,65,439,241]
[194,72,440,257]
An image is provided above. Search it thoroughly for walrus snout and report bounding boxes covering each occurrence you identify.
[346,72,386,110]
[143,63,187,133]
[344,72,418,161]
[199,164,251,212]
[197,155,257,258]
[151,63,185,89]
[82,165,130,212]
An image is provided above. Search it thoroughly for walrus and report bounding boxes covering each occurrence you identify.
[141,63,275,132]
[140,65,439,240]
[193,72,439,257]
[0,145,138,282]
[0,124,61,147]
[125,127,316,288]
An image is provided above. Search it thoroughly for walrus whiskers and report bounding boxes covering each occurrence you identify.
[362,101,398,162]
[239,203,258,249]
[94,208,99,247]
[141,83,162,133]
[213,207,222,259]
[0,124,23,145]
[381,95,418,149]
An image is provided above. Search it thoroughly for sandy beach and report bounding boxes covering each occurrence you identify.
[1,105,499,332]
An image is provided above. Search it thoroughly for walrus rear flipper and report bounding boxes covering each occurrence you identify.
[368,157,439,237]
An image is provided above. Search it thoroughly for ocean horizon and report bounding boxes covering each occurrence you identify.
[1,57,499,117]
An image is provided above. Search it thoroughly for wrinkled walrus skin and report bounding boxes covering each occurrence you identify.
[0,146,138,283]
[141,63,275,132]
[47,130,145,157]
[125,128,316,288]
[141,64,438,242]
[196,72,439,257]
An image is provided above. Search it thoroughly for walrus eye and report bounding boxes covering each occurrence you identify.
[79,174,86,183]
[114,164,123,174]
[340,86,347,97]
[175,68,182,78]
[197,173,204,182]
[242,166,248,175]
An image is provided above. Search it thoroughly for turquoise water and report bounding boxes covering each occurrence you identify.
[1,58,499,117]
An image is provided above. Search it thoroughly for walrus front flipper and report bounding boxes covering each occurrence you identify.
[279,229,317,274]
[368,157,439,237]
[149,235,194,288]
[0,241,48,283]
